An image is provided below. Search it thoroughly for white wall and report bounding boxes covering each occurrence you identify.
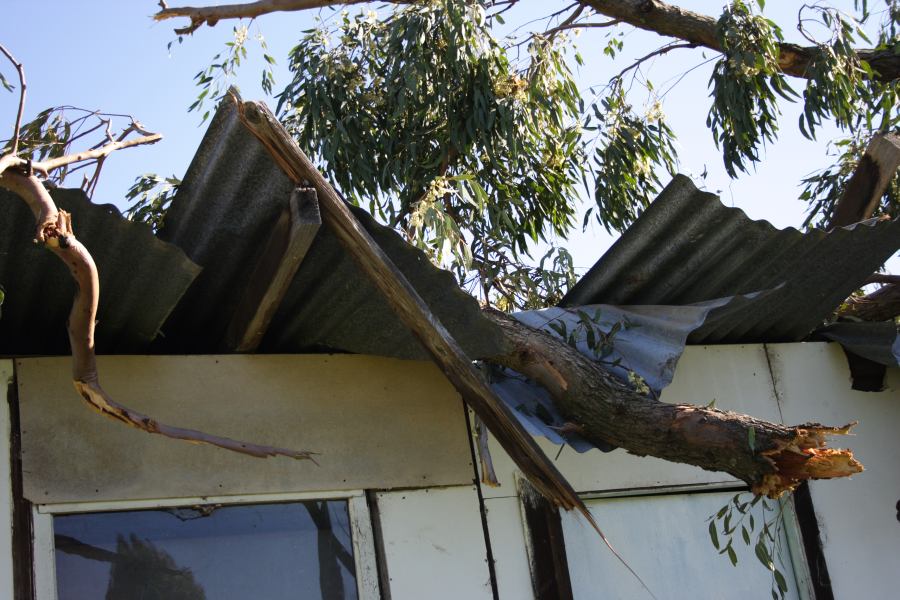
[7,344,899,599]
[375,486,494,600]
[476,342,900,599]
[767,343,900,599]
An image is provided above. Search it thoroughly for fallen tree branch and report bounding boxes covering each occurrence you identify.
[838,283,900,322]
[482,309,863,498]
[0,169,316,460]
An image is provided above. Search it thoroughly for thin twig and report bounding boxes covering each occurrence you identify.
[613,41,698,81]
[547,19,621,37]
[546,4,585,40]
[0,43,27,156]
[31,133,162,173]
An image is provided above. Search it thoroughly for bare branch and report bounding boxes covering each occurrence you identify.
[30,133,163,174]
[0,43,26,155]
[613,40,697,80]
[546,4,586,40]
[153,0,394,33]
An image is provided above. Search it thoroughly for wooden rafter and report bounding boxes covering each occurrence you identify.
[225,187,321,351]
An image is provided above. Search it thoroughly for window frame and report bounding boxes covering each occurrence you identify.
[32,490,380,600]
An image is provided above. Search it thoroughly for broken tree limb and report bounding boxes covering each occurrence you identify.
[830,132,900,229]
[838,283,900,322]
[481,309,863,498]
[0,167,316,461]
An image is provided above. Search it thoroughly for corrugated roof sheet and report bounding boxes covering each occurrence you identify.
[0,188,200,355]
[562,175,900,343]
[156,98,507,360]
[4,103,898,360]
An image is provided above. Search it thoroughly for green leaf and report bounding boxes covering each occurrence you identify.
[727,544,738,567]
[748,427,756,451]
[708,520,720,550]
[774,569,788,593]
[755,540,774,571]
[0,72,13,92]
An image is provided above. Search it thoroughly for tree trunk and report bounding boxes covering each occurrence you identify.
[838,283,900,322]
[829,133,900,229]
[481,309,862,498]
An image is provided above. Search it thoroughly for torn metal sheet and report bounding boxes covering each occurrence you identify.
[814,321,900,367]
[516,301,732,393]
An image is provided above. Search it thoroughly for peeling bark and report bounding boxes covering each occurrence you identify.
[482,309,863,498]
[0,168,316,461]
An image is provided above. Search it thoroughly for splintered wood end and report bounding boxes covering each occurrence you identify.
[753,422,863,498]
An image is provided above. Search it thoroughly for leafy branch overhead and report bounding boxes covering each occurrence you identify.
[277,1,584,304]
[151,0,899,308]
[2,4,887,593]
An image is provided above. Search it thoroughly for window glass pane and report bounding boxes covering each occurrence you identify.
[560,491,802,600]
[53,500,358,600]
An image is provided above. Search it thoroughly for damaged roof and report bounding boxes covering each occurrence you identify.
[562,175,900,343]
[155,99,507,360]
[1,100,898,359]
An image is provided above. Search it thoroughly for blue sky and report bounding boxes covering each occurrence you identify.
[2,1,892,274]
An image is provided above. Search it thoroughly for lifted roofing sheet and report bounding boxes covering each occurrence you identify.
[562,175,900,343]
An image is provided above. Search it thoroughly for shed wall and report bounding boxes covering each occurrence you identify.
[768,343,900,599]
[17,355,473,504]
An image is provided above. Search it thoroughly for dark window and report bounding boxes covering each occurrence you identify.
[53,500,358,600]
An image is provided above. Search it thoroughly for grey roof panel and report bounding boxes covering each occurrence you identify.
[562,175,900,343]
[0,187,200,355]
